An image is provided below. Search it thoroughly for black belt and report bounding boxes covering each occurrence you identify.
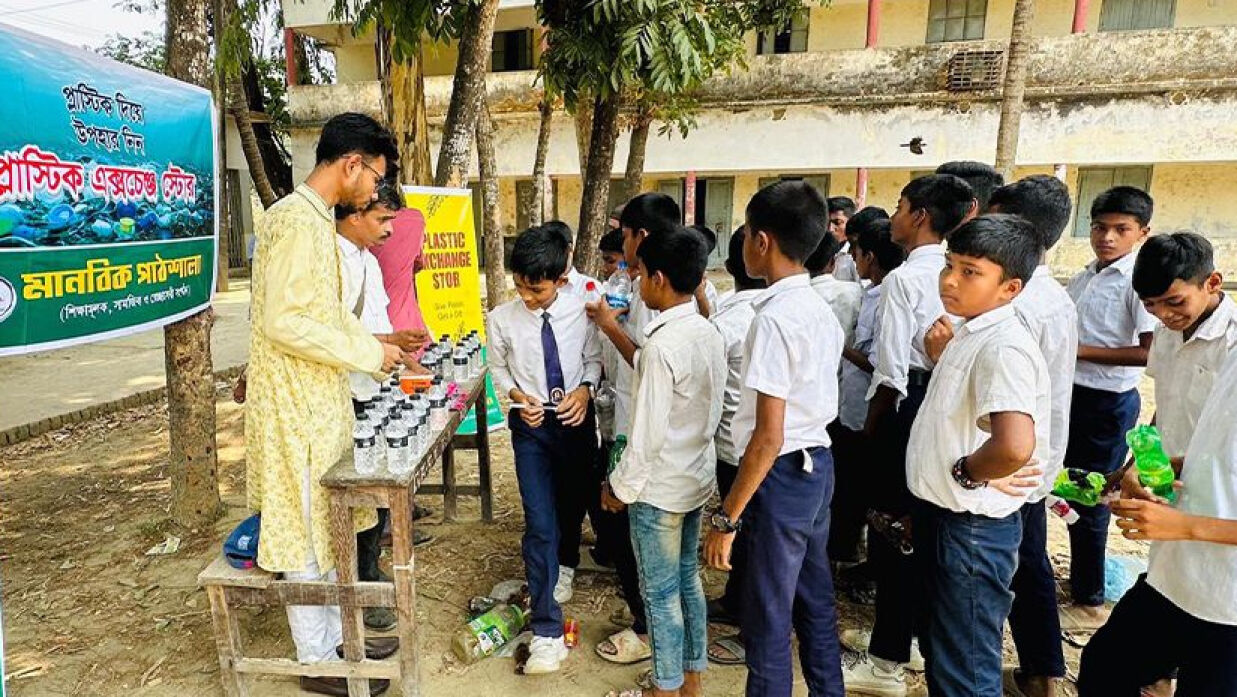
[907,370,933,388]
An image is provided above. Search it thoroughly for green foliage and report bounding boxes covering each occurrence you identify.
[327,0,478,62]
[97,30,167,73]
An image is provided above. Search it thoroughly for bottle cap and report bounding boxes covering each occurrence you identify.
[354,434,376,447]
[386,434,410,447]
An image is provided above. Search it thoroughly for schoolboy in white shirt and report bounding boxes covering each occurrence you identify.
[544,220,600,298]
[828,196,860,283]
[1063,186,1158,623]
[486,225,601,674]
[806,232,863,348]
[911,214,1050,697]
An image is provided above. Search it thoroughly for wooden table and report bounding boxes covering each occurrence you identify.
[321,369,493,697]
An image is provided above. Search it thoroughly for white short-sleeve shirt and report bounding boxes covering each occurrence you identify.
[1147,345,1237,626]
[709,289,762,464]
[731,274,844,457]
[839,284,883,431]
[811,274,864,349]
[1146,294,1237,458]
[867,244,947,402]
[1067,253,1159,392]
[906,304,1052,518]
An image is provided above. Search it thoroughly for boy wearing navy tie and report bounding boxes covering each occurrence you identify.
[486,225,601,674]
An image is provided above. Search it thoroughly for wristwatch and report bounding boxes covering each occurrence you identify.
[952,456,986,490]
[709,510,742,534]
[580,380,595,397]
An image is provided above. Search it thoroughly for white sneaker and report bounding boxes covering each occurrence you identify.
[524,635,568,674]
[842,651,907,697]
[840,629,925,673]
[553,566,575,604]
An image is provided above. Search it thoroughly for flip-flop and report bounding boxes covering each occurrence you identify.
[604,690,644,697]
[636,669,654,690]
[707,634,745,665]
[595,628,652,665]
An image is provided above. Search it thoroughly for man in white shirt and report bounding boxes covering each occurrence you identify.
[828,196,861,283]
[846,174,974,695]
[806,232,863,347]
[486,226,601,675]
[911,215,1050,697]
[1063,186,1158,619]
[544,220,600,298]
[988,176,1077,697]
[1079,345,1237,696]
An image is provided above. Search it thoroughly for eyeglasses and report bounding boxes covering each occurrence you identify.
[358,158,384,184]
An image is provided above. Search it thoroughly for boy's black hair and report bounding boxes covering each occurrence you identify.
[988,175,1072,251]
[1091,186,1154,227]
[636,224,707,295]
[509,225,569,282]
[599,227,624,254]
[726,225,766,290]
[805,232,842,274]
[746,180,829,262]
[1132,232,1215,298]
[901,174,975,237]
[827,196,857,217]
[315,112,399,167]
[542,220,575,247]
[690,224,718,255]
[946,214,1039,284]
[846,206,890,239]
[853,218,903,273]
[333,179,404,220]
[935,161,1004,211]
[620,193,681,234]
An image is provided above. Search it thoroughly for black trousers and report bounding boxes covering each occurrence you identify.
[1079,576,1237,697]
[594,439,647,634]
[357,508,389,582]
[826,421,869,563]
[1008,500,1066,678]
[716,460,747,619]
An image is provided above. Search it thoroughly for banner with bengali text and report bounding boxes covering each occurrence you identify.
[406,186,503,435]
[0,25,217,356]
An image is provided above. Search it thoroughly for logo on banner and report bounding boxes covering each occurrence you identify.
[0,277,15,323]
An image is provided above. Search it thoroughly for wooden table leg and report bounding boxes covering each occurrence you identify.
[441,441,458,522]
[329,496,371,697]
[206,585,249,697]
[475,388,493,522]
[389,485,420,697]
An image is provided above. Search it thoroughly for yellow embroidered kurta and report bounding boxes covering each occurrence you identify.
[246,184,382,573]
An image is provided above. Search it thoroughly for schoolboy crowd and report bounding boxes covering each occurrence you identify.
[486,164,1237,697]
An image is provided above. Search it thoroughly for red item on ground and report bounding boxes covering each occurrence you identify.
[563,618,579,648]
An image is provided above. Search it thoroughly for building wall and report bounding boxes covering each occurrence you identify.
[334,43,377,83]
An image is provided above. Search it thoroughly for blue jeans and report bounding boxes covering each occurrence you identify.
[740,448,843,697]
[914,500,1021,697]
[629,503,708,691]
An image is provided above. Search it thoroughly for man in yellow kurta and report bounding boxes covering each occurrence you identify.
[245,112,404,695]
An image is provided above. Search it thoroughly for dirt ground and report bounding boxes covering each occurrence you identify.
[0,382,1151,697]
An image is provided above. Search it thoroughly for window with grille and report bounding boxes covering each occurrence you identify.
[492,29,534,72]
[1099,0,1175,31]
[1072,166,1153,238]
[927,0,988,43]
[757,11,809,55]
[946,49,1004,91]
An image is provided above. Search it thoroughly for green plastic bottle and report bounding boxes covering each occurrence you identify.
[1051,468,1107,507]
[451,604,527,664]
[608,435,628,475]
[1126,424,1178,503]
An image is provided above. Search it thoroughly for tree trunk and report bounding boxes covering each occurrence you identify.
[242,63,292,196]
[575,94,622,277]
[622,105,652,202]
[164,0,221,528]
[434,0,500,188]
[527,99,553,227]
[994,0,1035,180]
[379,29,433,185]
[214,67,231,292]
[573,98,593,177]
[476,97,507,310]
[227,80,278,208]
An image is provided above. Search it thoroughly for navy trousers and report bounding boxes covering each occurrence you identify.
[509,408,598,637]
[715,459,747,620]
[1008,500,1066,678]
[740,448,843,697]
[1064,384,1140,606]
[826,421,868,563]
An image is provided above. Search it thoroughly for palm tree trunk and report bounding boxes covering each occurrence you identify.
[623,103,652,202]
[573,98,593,177]
[434,0,500,187]
[227,80,278,208]
[379,28,433,185]
[994,0,1035,180]
[476,97,507,309]
[575,94,622,276]
[164,0,220,529]
[528,99,553,227]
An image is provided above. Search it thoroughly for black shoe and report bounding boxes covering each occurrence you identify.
[707,598,739,626]
[336,636,400,660]
[364,606,398,632]
[413,504,433,521]
[299,677,390,696]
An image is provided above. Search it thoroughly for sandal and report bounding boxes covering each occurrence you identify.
[707,634,745,665]
[604,690,644,697]
[601,670,654,697]
[636,669,654,690]
[596,628,652,665]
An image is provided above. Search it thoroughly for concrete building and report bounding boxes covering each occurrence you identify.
[282,0,1237,275]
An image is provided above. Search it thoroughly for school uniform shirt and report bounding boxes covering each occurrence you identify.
[867,243,947,402]
[1067,253,1159,393]
[338,236,395,402]
[1147,346,1237,625]
[609,302,727,512]
[486,291,602,404]
[834,242,860,283]
[600,336,635,437]
[732,274,844,457]
[1012,265,1079,502]
[810,273,864,348]
[710,289,762,465]
[564,267,600,298]
[839,284,883,431]
[906,303,1052,518]
[1146,294,1237,458]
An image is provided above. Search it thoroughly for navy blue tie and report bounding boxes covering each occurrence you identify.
[541,311,566,402]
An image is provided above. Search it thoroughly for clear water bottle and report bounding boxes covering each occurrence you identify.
[584,280,603,305]
[414,413,430,457]
[353,411,373,438]
[453,342,469,384]
[430,376,446,401]
[430,396,449,431]
[419,348,436,376]
[595,381,617,442]
[400,400,415,428]
[605,262,633,316]
[354,431,380,476]
[386,428,412,477]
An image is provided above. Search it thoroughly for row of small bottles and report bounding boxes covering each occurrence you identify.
[353,373,450,476]
[419,330,485,384]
